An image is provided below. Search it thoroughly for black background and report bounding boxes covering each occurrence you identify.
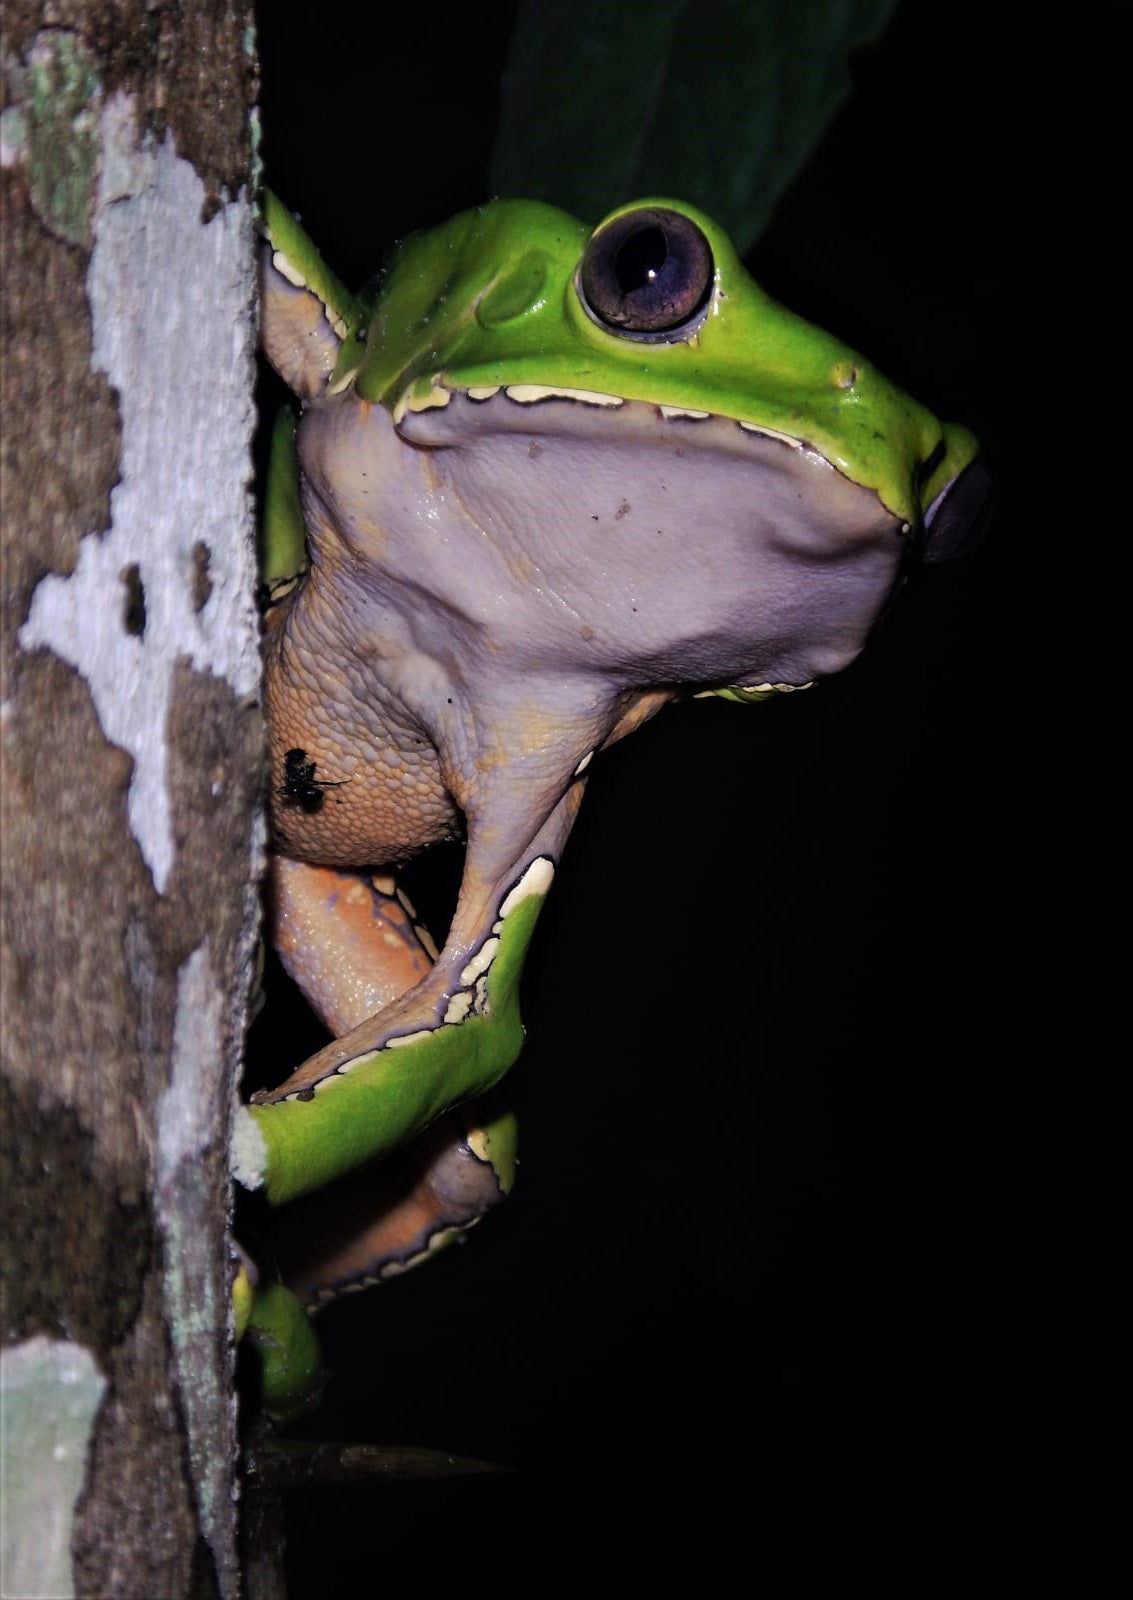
[245,0,1101,1578]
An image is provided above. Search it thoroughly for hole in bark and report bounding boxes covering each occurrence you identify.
[191,540,213,613]
[121,565,146,636]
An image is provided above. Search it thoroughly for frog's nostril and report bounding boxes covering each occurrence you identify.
[923,458,993,562]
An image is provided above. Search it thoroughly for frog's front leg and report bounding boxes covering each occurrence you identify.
[259,857,517,1298]
[233,779,585,1208]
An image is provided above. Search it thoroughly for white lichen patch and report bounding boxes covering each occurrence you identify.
[159,945,221,1184]
[18,93,260,894]
[1,1338,107,1600]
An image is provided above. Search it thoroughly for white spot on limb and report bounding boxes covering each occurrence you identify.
[498,857,555,920]
[271,248,307,288]
[17,96,259,894]
[444,991,474,1025]
[660,406,709,420]
[385,1028,437,1050]
[327,362,360,397]
[460,936,499,986]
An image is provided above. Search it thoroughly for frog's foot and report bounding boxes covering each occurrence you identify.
[269,1098,516,1305]
[233,1243,323,1418]
[243,1280,323,1420]
[237,1100,512,1417]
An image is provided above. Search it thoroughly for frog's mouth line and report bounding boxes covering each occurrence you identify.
[391,375,820,462]
[383,377,976,536]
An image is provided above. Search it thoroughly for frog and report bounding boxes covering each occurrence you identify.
[232,191,984,1411]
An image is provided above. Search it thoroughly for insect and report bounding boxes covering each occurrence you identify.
[276,747,347,814]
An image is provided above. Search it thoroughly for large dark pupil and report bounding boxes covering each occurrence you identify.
[615,226,668,293]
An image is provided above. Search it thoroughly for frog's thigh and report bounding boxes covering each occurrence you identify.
[269,856,436,1035]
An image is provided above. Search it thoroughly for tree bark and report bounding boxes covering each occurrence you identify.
[1,6,260,1595]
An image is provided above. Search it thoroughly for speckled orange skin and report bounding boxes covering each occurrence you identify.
[269,858,434,1033]
[263,587,460,871]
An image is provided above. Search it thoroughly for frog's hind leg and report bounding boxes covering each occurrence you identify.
[269,856,436,1030]
[258,857,515,1300]
[238,780,581,1209]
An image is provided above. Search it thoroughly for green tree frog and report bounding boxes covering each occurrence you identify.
[234,192,983,1403]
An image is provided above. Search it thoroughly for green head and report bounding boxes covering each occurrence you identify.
[339,197,976,526]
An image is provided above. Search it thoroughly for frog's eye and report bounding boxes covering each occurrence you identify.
[577,207,715,341]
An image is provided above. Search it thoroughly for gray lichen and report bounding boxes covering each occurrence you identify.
[1,30,102,247]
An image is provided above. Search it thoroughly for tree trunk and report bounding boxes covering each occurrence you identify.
[1,7,259,1595]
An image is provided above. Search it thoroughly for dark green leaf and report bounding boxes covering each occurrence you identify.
[492,0,899,252]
